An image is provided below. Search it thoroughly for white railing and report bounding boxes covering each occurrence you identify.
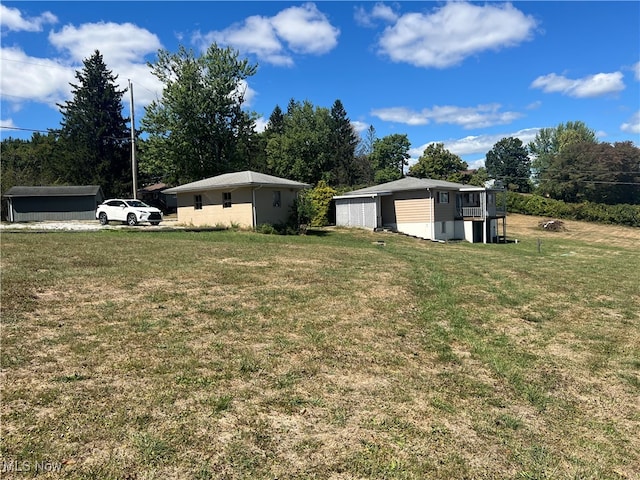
[457,206,506,218]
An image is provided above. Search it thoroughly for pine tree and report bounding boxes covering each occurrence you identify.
[56,51,131,197]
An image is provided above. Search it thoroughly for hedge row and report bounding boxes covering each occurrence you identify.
[505,192,640,227]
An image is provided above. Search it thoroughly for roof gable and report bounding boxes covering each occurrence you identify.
[162,171,310,194]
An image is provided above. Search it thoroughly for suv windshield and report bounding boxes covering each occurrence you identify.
[126,200,149,208]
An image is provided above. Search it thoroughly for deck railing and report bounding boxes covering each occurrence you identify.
[457,206,506,218]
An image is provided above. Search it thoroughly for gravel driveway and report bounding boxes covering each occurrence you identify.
[0,217,181,231]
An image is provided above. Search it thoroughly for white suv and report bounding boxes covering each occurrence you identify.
[96,199,163,226]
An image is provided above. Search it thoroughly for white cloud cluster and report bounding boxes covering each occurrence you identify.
[371,104,521,129]
[1,9,164,113]
[409,128,541,168]
[0,46,74,107]
[531,72,625,98]
[193,3,339,66]
[634,61,640,81]
[0,4,57,32]
[374,2,537,68]
[621,111,640,135]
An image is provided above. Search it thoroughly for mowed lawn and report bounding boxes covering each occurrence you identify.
[1,215,639,479]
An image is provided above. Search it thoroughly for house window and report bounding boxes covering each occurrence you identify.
[194,195,202,210]
[273,191,281,208]
[437,192,449,204]
[223,192,232,208]
[441,221,447,234]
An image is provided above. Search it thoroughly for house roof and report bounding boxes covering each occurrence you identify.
[3,185,103,198]
[138,183,169,193]
[162,171,311,194]
[335,177,469,199]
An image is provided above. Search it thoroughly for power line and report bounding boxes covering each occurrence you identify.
[0,125,51,133]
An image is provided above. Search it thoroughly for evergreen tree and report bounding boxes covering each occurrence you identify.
[328,99,358,186]
[56,50,131,197]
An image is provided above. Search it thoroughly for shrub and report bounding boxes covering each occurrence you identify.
[507,192,640,227]
[308,180,337,227]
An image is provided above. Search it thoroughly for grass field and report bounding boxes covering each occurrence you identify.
[1,214,639,479]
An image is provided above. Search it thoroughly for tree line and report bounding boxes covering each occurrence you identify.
[2,46,638,208]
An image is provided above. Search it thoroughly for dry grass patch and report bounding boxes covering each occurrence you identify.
[1,224,639,479]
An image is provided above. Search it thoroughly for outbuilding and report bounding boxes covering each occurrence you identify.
[162,171,310,228]
[3,185,105,222]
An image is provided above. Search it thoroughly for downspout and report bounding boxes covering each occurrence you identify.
[252,185,263,229]
[429,189,435,240]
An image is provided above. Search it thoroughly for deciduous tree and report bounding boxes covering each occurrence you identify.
[408,143,467,181]
[370,134,410,184]
[141,44,258,184]
[485,137,532,192]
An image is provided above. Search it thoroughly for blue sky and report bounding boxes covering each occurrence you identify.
[1,1,639,169]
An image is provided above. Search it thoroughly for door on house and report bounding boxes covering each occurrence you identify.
[473,221,483,243]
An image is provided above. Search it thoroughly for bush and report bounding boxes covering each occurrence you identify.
[507,192,640,227]
[308,180,337,227]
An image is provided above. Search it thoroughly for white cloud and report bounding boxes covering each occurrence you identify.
[0,118,17,131]
[371,104,521,129]
[376,2,537,68]
[0,46,74,107]
[49,22,162,65]
[0,5,57,32]
[531,72,625,98]
[355,3,399,27]
[47,22,163,108]
[194,15,292,67]
[351,120,370,135]
[1,20,164,118]
[195,3,339,66]
[410,128,541,163]
[621,111,640,134]
[633,62,640,81]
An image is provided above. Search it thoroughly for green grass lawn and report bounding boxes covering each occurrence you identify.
[1,221,639,479]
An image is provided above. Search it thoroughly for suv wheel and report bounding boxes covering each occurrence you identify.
[127,213,138,226]
[98,212,108,225]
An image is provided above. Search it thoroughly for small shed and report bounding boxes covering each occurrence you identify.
[3,185,105,222]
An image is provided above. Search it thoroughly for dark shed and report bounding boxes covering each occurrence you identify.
[3,186,105,222]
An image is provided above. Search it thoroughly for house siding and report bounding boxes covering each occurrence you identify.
[176,186,300,228]
[393,190,431,223]
[176,188,254,227]
[8,195,100,222]
[254,187,298,226]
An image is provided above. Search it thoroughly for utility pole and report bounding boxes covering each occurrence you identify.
[129,79,138,199]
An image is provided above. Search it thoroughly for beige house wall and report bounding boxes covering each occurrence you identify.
[176,188,253,227]
[176,186,300,228]
[254,188,298,226]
